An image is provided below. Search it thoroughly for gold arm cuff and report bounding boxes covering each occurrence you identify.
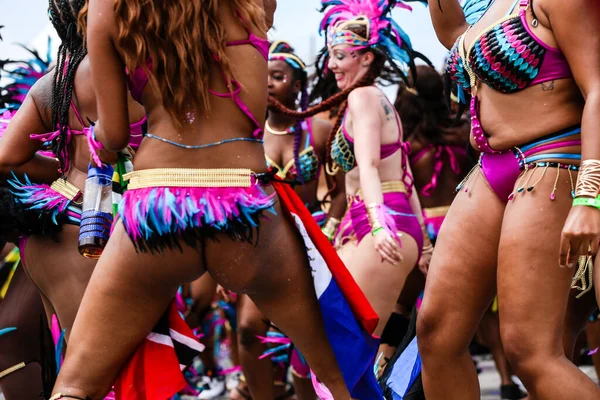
[123,168,258,189]
[0,362,26,379]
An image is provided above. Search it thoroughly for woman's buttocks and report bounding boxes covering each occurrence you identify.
[473,79,584,151]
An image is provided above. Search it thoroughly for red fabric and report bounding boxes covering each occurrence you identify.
[113,302,195,400]
[273,181,379,334]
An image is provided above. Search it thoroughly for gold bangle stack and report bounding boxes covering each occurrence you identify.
[575,160,600,198]
[321,217,341,240]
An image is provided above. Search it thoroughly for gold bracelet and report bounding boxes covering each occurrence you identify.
[575,160,600,198]
[321,217,341,240]
[422,243,434,254]
[366,203,383,232]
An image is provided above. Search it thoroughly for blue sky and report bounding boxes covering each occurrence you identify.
[1,1,448,87]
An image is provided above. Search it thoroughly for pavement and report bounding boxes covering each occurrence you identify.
[1,359,597,400]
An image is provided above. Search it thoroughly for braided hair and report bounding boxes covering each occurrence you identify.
[269,41,309,183]
[48,0,87,173]
[269,48,380,174]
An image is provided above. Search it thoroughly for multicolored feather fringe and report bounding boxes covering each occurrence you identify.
[7,174,80,226]
[117,185,276,253]
[258,331,292,363]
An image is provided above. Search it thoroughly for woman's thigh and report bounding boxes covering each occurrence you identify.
[418,168,505,348]
[498,168,580,356]
[24,227,97,337]
[338,232,419,336]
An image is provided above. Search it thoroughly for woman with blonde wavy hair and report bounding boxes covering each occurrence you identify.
[50,0,353,399]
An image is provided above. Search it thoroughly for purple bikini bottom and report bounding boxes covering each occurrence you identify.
[460,126,582,202]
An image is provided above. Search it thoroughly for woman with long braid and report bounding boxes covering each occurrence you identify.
[50,0,360,398]
[269,3,434,364]
[0,0,146,379]
[0,43,61,400]
[417,0,600,398]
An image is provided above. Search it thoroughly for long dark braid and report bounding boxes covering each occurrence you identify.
[48,0,87,174]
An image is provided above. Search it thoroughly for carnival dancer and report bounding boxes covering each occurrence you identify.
[51,0,381,399]
[271,0,433,339]
[232,40,344,400]
[0,32,63,400]
[417,0,600,398]
[0,0,146,392]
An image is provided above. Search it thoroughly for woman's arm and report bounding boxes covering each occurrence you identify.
[350,88,385,206]
[86,0,131,152]
[554,0,600,266]
[350,88,402,265]
[427,0,469,49]
[0,87,60,182]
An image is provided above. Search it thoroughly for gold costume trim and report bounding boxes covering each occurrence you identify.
[124,168,258,189]
[0,362,26,379]
[51,179,82,203]
[423,205,450,219]
[348,181,407,203]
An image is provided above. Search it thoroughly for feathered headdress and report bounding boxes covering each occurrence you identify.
[0,37,53,112]
[316,0,428,85]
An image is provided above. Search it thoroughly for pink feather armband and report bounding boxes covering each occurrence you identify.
[85,125,104,166]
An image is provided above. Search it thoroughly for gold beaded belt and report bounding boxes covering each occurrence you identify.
[123,168,259,189]
[51,179,82,203]
[348,180,407,203]
[423,205,450,219]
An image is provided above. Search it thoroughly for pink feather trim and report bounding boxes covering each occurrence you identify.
[375,203,403,246]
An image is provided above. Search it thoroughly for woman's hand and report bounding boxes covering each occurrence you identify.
[418,249,433,276]
[374,231,403,266]
[559,205,600,268]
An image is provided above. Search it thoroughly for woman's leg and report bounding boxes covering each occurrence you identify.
[0,266,47,400]
[417,170,505,400]
[477,309,516,387]
[498,169,600,399]
[563,289,598,361]
[585,318,600,381]
[53,201,350,399]
[24,226,97,340]
[236,294,274,399]
[337,233,419,337]
[207,201,349,398]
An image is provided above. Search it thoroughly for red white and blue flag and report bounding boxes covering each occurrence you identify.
[113,301,205,400]
[273,181,382,400]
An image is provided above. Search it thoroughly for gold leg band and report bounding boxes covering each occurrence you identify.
[0,362,26,379]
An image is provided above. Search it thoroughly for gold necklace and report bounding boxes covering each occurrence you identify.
[265,120,295,136]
